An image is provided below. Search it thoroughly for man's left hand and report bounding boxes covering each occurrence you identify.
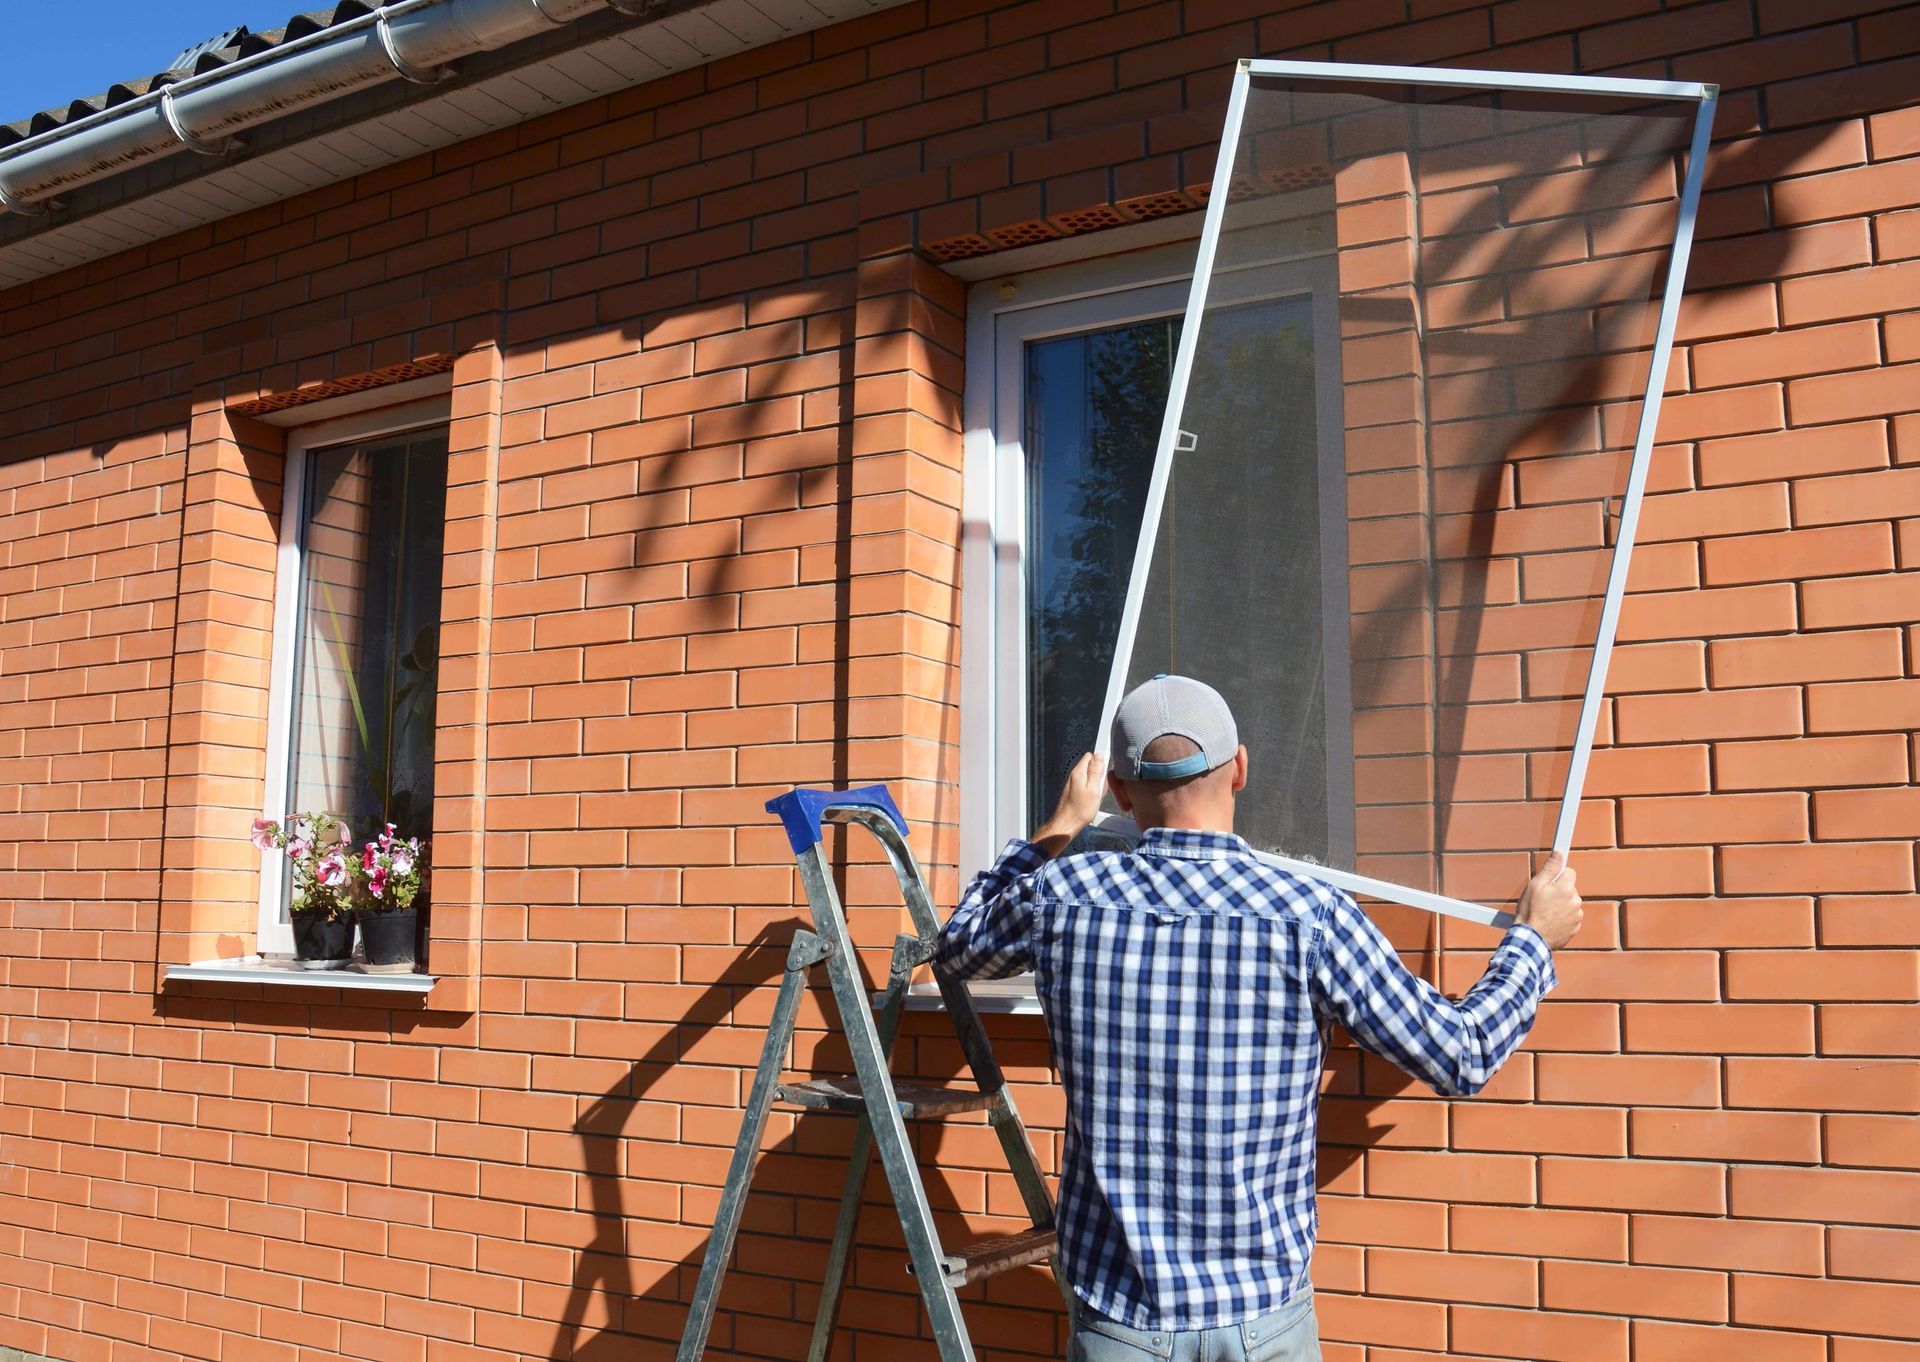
[1032,751,1106,857]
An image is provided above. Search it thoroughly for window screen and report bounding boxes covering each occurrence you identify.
[1103,65,1713,919]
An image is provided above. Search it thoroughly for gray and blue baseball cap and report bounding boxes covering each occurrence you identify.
[1110,674,1239,781]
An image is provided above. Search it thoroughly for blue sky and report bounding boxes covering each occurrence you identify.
[3,1,300,126]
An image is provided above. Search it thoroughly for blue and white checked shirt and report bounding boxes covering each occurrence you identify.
[932,828,1557,1331]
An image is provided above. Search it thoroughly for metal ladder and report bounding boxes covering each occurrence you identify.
[676,785,1061,1362]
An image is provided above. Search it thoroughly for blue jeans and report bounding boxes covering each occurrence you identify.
[1069,1289,1321,1362]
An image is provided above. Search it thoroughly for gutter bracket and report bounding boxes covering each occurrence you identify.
[378,12,454,84]
[161,86,239,157]
[604,0,659,15]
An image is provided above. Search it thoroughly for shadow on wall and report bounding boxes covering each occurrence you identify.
[106,95,1803,1361]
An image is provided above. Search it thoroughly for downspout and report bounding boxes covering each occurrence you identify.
[0,0,635,212]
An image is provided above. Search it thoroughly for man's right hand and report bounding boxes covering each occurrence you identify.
[1515,851,1582,950]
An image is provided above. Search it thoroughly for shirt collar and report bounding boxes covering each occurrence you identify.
[1135,827,1254,861]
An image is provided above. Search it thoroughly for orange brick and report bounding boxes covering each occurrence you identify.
[1634,1320,1827,1362]
[1726,1057,1920,1112]
[1451,1303,1627,1362]
[1827,1114,1920,1171]
[1619,793,1808,847]
[1367,1246,1537,1307]
[1699,420,1889,487]
[1542,1260,1729,1323]
[1727,949,1920,1001]
[1630,1108,1823,1164]
[1624,1004,1814,1055]
[1732,1272,1920,1337]
[1716,734,1909,791]
[1710,628,1904,686]
[1721,841,1915,894]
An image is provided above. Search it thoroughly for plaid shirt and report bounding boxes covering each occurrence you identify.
[932,828,1557,1331]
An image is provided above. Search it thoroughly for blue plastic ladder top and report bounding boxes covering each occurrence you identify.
[765,785,909,854]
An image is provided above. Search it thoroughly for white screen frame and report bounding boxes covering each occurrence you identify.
[1092,60,1720,928]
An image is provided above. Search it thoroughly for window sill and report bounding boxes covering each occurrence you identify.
[165,955,436,994]
[894,979,1043,1016]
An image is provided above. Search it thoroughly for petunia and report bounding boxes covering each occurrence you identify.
[250,818,280,851]
[288,838,311,861]
[363,844,379,871]
[390,847,415,876]
[368,867,389,898]
[316,852,348,888]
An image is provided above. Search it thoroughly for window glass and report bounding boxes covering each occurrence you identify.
[283,430,449,897]
[1025,296,1340,851]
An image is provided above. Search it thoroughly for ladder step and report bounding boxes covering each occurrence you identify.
[912,1228,1058,1287]
[776,1076,998,1119]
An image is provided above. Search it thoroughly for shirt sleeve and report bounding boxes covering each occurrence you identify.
[930,838,1050,981]
[1308,890,1558,1098]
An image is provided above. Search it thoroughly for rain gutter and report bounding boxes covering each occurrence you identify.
[0,0,648,214]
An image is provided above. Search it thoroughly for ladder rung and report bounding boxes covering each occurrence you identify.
[912,1228,1057,1286]
[776,1076,998,1119]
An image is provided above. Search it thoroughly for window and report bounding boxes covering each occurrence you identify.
[257,401,450,955]
[961,238,1347,875]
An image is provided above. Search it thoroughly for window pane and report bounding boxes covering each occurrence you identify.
[1025,300,1333,842]
[1025,319,1173,828]
[284,431,449,881]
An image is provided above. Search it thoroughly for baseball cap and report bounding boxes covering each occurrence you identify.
[1109,674,1239,781]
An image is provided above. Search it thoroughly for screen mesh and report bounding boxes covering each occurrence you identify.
[1111,74,1699,908]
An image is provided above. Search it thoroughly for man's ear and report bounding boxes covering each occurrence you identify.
[1107,772,1133,814]
[1231,744,1249,793]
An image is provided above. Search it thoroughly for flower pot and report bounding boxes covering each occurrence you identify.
[292,913,355,970]
[358,907,419,974]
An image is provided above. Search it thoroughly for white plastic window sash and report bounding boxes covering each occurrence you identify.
[256,396,450,953]
[1094,60,1720,928]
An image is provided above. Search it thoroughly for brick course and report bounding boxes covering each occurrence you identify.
[1,1,1919,1360]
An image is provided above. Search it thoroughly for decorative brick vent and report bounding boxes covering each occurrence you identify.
[986,218,1064,249]
[229,353,455,417]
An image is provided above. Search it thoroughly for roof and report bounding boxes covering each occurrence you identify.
[2,4,382,152]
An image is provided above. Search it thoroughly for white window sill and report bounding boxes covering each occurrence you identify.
[165,955,436,994]
[894,979,1043,1015]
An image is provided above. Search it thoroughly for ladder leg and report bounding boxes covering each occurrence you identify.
[799,849,978,1362]
[806,935,920,1362]
[677,930,832,1362]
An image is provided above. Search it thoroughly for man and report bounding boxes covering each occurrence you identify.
[933,675,1582,1362]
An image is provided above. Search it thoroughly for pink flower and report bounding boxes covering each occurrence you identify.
[250,819,279,851]
[389,846,416,877]
[287,838,311,861]
[316,852,348,888]
[362,844,379,872]
[380,823,395,847]
[368,867,389,898]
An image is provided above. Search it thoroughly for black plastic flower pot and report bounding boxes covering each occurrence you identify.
[358,908,419,974]
[291,914,355,970]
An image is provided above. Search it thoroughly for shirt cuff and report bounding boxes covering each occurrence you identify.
[1502,921,1559,994]
[995,837,1051,875]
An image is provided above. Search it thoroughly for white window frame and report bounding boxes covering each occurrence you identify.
[255,393,451,955]
[959,232,1349,880]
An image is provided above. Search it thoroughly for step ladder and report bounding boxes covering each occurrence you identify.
[676,785,1063,1362]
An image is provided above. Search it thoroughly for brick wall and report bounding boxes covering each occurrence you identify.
[0,1,1917,1360]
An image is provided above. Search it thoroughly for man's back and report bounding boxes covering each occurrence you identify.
[935,826,1558,1332]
